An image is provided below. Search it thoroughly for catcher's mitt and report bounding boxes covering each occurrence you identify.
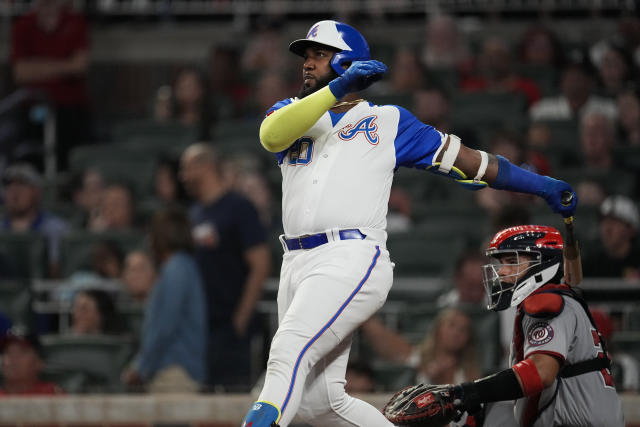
[382,383,462,427]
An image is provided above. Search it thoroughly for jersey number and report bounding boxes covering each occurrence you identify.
[288,137,314,166]
[591,329,615,388]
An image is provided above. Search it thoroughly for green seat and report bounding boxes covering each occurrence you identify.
[451,92,528,132]
[41,334,135,393]
[515,64,558,96]
[387,231,464,277]
[0,280,31,326]
[59,231,144,278]
[68,144,157,197]
[370,94,413,107]
[112,120,197,145]
[0,232,47,279]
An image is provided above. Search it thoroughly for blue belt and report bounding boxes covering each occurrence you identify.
[283,229,366,251]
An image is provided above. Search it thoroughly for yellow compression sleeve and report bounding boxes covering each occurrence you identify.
[259,85,337,153]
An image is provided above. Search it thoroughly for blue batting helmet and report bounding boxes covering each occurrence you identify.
[289,20,370,76]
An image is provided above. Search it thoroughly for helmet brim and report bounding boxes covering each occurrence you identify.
[289,39,340,57]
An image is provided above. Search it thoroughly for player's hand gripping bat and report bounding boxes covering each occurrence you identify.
[561,191,583,286]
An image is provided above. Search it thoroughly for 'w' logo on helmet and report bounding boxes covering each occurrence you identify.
[338,115,379,145]
[308,24,319,38]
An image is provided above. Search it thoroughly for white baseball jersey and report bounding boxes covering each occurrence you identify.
[267,98,446,237]
[510,290,624,427]
[257,99,446,427]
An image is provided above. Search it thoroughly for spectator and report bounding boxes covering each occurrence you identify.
[88,183,135,231]
[591,308,640,392]
[594,43,635,98]
[530,55,618,121]
[412,86,479,149]
[524,122,552,176]
[241,18,289,75]
[460,36,541,106]
[579,111,616,170]
[617,86,640,146]
[387,186,413,233]
[180,143,270,391]
[475,131,537,216]
[208,45,250,120]
[0,314,11,336]
[253,72,291,119]
[361,308,480,385]
[71,289,126,336]
[1,163,68,277]
[421,14,471,71]
[153,67,214,141]
[0,329,64,395]
[583,195,640,280]
[437,251,489,308]
[122,250,156,303]
[235,168,278,231]
[517,25,564,68]
[10,0,91,170]
[71,168,105,228]
[371,48,428,95]
[153,158,187,205]
[345,359,377,394]
[122,208,207,393]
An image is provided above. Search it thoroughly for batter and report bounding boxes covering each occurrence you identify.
[240,20,577,427]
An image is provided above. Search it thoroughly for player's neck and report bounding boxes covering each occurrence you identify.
[330,95,365,113]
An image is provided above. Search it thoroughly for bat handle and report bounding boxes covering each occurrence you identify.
[561,191,575,225]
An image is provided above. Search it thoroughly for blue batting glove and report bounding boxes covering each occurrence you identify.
[540,178,578,218]
[329,60,387,99]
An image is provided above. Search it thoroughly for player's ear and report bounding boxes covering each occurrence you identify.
[342,62,351,70]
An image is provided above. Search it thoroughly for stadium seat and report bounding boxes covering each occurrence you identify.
[0,280,31,326]
[112,119,197,145]
[451,92,528,133]
[387,231,465,277]
[0,232,47,279]
[41,334,135,393]
[59,231,145,278]
[68,144,157,198]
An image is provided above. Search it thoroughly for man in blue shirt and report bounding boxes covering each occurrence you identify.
[180,143,271,391]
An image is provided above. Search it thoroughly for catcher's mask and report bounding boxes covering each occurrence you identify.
[289,20,370,76]
[482,225,564,311]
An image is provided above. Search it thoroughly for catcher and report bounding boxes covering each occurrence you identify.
[384,225,624,427]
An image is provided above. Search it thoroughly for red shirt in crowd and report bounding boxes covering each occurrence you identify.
[10,7,89,107]
[0,381,65,396]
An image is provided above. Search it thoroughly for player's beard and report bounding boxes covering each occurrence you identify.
[297,69,339,99]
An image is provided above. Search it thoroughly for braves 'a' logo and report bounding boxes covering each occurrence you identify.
[307,24,319,38]
[338,115,379,145]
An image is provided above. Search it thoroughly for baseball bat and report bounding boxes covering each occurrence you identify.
[561,191,583,286]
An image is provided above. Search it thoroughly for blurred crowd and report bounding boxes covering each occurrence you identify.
[0,0,639,398]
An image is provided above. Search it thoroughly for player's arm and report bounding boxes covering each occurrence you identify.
[361,316,414,363]
[435,137,577,217]
[13,50,89,84]
[233,243,270,337]
[259,60,387,152]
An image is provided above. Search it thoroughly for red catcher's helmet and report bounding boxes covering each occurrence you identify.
[483,225,564,311]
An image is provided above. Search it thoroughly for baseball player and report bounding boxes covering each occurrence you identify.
[241,20,578,427]
[384,225,624,427]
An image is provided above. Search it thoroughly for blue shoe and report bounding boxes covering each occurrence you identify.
[241,401,280,427]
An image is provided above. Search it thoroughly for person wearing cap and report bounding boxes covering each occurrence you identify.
[0,330,64,395]
[529,53,618,122]
[1,162,68,277]
[583,194,640,279]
